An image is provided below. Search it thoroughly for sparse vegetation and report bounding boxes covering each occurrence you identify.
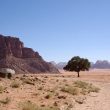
[0,73,102,110]
[61,86,80,95]
[20,101,37,110]
[45,94,51,99]
[74,81,100,94]
[38,86,43,90]
[0,97,11,104]
[61,81,100,95]
[74,81,89,89]
[22,78,35,85]
[0,85,6,93]
[88,85,100,93]
[20,101,59,110]
[10,81,20,88]
[45,92,54,99]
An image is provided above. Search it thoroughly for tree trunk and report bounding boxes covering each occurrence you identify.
[77,72,80,77]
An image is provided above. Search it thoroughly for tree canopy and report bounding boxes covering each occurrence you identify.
[63,56,91,77]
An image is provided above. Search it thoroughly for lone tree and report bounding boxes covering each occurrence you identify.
[63,56,91,77]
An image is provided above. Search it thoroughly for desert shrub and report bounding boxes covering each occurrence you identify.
[44,92,54,99]
[0,97,11,104]
[23,78,35,85]
[20,101,37,110]
[81,88,89,95]
[61,81,100,95]
[57,95,66,99]
[0,85,6,93]
[61,86,80,95]
[38,86,43,90]
[74,81,89,89]
[45,94,51,99]
[32,93,39,96]
[10,81,20,88]
[88,85,100,93]
[20,101,59,110]
[74,81,100,94]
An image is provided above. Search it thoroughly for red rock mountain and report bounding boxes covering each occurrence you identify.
[0,35,59,73]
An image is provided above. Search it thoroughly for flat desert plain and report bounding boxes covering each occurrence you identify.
[0,69,110,110]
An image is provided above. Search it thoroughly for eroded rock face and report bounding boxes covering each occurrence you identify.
[0,35,23,58]
[0,35,59,74]
[0,35,41,58]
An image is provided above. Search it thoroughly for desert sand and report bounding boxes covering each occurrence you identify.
[0,69,110,110]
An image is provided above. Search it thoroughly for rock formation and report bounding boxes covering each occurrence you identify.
[91,60,110,69]
[0,34,59,74]
[50,61,67,70]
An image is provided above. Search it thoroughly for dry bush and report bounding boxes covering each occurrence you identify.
[74,81,89,89]
[61,81,100,95]
[45,94,51,99]
[74,81,100,94]
[61,86,80,95]
[88,85,100,93]
[20,101,37,110]
[0,97,11,104]
[38,86,43,90]
[44,92,54,99]
[20,101,59,110]
[10,81,20,88]
[22,78,35,85]
[0,85,6,93]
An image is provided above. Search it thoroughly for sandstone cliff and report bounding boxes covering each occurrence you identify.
[0,35,59,73]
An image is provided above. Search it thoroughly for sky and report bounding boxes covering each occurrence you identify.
[0,0,110,63]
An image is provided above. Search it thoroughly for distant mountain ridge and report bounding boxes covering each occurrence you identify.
[50,61,67,69]
[51,60,110,69]
[91,60,110,69]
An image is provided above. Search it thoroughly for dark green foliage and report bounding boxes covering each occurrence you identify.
[64,56,91,77]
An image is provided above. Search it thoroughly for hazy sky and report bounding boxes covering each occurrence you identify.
[0,0,110,62]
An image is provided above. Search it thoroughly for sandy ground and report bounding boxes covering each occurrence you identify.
[0,69,110,110]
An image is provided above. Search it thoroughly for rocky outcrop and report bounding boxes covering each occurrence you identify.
[0,35,59,73]
[0,35,42,59]
[0,35,23,58]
